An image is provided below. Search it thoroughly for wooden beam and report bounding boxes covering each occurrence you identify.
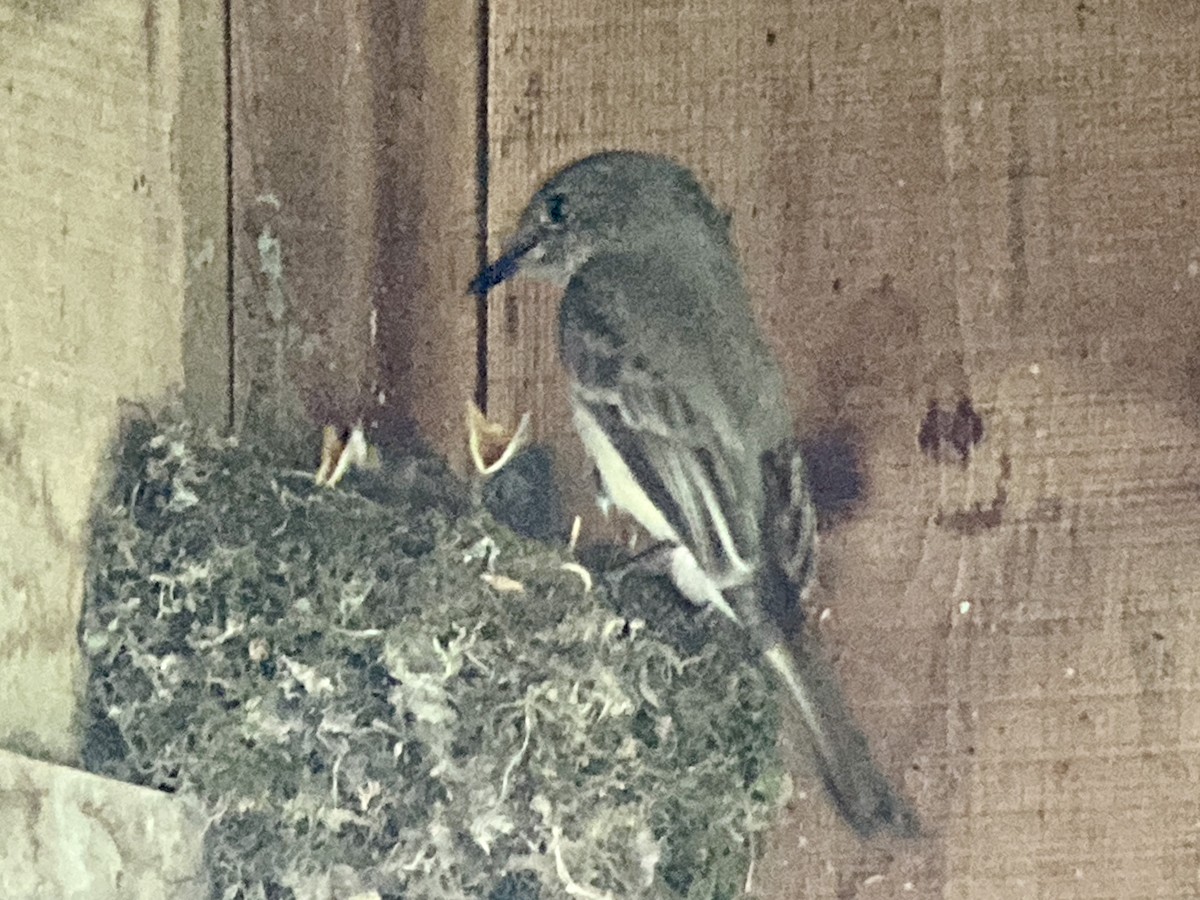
[230,0,478,466]
[179,0,231,430]
[0,0,208,760]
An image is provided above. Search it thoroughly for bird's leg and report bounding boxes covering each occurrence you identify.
[599,540,677,595]
[601,541,741,625]
[592,466,614,518]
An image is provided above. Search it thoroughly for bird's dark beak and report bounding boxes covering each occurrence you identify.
[468,237,535,296]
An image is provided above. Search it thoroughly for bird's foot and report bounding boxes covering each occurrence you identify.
[598,540,675,596]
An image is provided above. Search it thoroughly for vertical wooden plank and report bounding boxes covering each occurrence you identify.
[371,0,480,466]
[485,0,1200,896]
[921,3,1200,898]
[0,0,201,760]
[481,7,946,889]
[231,0,377,437]
[178,0,231,429]
[231,0,478,464]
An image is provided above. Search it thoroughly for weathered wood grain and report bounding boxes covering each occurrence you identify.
[231,0,478,464]
[484,1,1200,894]
[0,749,205,898]
[0,0,206,761]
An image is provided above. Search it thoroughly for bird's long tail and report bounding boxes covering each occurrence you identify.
[757,621,919,837]
[748,440,918,836]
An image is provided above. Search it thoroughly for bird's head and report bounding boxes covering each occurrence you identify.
[469,151,732,295]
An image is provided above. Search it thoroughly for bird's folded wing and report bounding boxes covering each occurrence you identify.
[558,265,762,584]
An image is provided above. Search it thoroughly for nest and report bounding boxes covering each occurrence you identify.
[80,414,789,900]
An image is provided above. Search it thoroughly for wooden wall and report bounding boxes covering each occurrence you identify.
[2,0,1200,895]
[230,0,479,462]
[481,1,1200,896]
[0,0,223,762]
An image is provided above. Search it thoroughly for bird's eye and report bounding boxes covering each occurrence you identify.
[546,193,568,224]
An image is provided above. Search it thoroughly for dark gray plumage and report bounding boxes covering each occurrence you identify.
[472,150,917,837]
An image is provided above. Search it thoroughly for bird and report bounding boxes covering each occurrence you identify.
[470,150,918,837]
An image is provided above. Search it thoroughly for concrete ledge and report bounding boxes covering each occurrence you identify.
[0,749,205,900]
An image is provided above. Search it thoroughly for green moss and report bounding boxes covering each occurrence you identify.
[81,415,788,900]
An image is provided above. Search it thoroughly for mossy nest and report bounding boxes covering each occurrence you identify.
[81,416,789,900]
